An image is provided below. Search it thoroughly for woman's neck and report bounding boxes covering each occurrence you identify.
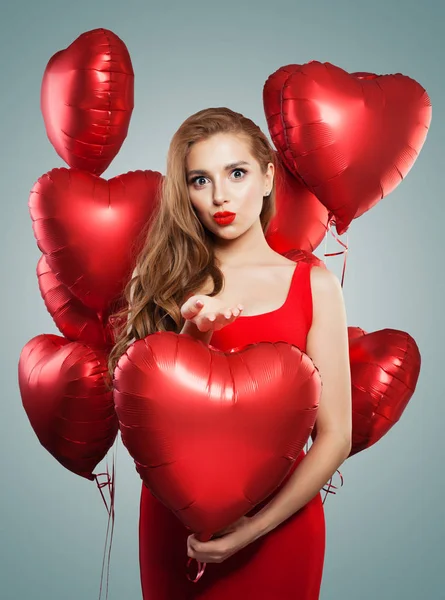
[212,220,276,268]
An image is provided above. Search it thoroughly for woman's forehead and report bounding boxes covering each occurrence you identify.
[186,134,254,172]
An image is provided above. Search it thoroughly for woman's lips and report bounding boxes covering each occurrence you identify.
[213,214,236,225]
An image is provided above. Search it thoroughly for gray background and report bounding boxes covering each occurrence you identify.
[1,0,443,598]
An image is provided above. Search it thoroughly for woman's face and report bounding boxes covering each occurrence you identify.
[185,133,274,238]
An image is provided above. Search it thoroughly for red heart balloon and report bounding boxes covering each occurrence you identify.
[263,61,432,234]
[346,327,420,456]
[41,28,134,175]
[266,154,331,254]
[18,334,117,480]
[29,167,163,313]
[309,326,421,455]
[113,331,321,536]
[37,255,114,349]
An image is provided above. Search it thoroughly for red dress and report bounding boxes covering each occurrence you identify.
[139,260,325,599]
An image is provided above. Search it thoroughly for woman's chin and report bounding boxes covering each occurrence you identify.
[214,227,241,239]
[206,220,249,241]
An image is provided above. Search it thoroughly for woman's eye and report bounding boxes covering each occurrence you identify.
[190,169,246,188]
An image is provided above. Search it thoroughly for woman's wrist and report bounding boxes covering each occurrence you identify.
[180,319,213,345]
[244,508,276,540]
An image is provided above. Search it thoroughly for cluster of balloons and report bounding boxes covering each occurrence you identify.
[18,28,428,547]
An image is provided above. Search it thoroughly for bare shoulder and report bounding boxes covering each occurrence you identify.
[308,264,346,326]
[309,264,342,293]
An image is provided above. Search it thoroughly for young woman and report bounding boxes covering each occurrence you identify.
[108,107,352,599]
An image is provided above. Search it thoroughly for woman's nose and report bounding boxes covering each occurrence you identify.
[212,178,229,202]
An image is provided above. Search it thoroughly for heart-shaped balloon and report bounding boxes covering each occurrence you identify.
[347,327,421,456]
[113,331,321,536]
[18,334,118,480]
[29,168,163,314]
[37,255,115,349]
[265,154,331,254]
[41,28,134,175]
[309,326,420,455]
[263,61,432,234]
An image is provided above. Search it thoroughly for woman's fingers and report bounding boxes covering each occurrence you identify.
[181,299,245,333]
[205,305,244,330]
[212,309,234,323]
[181,297,204,320]
[229,304,244,318]
[222,304,244,320]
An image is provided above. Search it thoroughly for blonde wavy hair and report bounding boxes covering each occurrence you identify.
[107,107,279,382]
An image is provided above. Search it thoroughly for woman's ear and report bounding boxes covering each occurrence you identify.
[265,162,275,192]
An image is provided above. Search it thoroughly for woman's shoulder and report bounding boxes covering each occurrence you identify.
[308,264,345,328]
[309,263,340,293]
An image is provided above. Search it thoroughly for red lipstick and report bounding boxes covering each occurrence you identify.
[213,211,236,225]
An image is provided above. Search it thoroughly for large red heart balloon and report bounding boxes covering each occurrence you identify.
[347,327,421,456]
[37,255,114,350]
[41,28,134,175]
[18,334,117,480]
[266,154,331,254]
[29,168,163,314]
[113,331,321,536]
[263,61,432,234]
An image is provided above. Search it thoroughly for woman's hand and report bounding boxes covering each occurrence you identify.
[180,294,244,332]
[187,516,260,564]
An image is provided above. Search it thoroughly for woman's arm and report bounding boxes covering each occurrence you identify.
[249,266,352,538]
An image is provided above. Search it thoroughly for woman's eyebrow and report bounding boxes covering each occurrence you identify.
[187,161,251,177]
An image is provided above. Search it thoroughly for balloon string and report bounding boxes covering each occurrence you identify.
[97,456,115,600]
[186,558,207,582]
[186,530,213,582]
[95,435,118,600]
[322,215,349,288]
[321,469,344,505]
[319,225,347,503]
[95,470,113,513]
[307,435,344,504]
[321,215,348,502]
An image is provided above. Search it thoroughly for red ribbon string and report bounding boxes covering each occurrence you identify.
[323,214,349,288]
[186,557,207,582]
[94,436,118,600]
